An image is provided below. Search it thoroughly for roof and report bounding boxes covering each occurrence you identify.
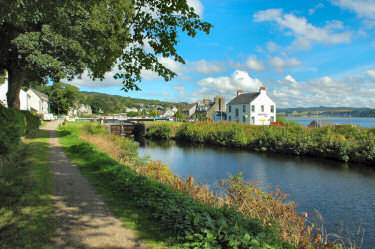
[29,88,48,100]
[307,120,334,128]
[227,92,259,105]
[182,103,196,111]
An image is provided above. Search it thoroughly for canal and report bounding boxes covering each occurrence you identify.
[139,140,375,248]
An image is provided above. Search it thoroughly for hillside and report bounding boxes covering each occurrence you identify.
[278,106,375,117]
[79,91,184,114]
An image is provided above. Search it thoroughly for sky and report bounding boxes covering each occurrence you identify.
[66,0,375,108]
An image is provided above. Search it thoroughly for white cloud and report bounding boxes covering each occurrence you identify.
[66,70,122,88]
[306,76,353,96]
[141,57,185,80]
[267,75,375,108]
[193,70,263,99]
[266,41,279,52]
[366,70,375,80]
[332,0,375,26]
[254,9,352,50]
[189,60,226,75]
[253,9,283,22]
[245,56,265,71]
[308,3,324,15]
[187,0,204,17]
[173,83,187,96]
[268,56,303,73]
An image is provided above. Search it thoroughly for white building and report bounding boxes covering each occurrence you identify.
[0,72,28,110]
[226,87,276,125]
[26,88,49,115]
[160,106,178,118]
[68,104,92,116]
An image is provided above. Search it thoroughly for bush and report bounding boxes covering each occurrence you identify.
[145,123,173,140]
[81,122,107,135]
[0,105,40,158]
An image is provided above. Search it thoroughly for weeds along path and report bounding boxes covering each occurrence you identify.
[42,120,145,249]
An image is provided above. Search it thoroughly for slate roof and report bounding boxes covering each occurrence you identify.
[29,88,48,100]
[307,120,334,128]
[182,103,197,111]
[227,92,259,105]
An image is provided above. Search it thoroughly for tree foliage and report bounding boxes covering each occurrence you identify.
[37,82,79,114]
[0,0,212,109]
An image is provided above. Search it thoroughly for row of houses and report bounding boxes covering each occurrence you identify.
[0,72,92,117]
[183,87,276,125]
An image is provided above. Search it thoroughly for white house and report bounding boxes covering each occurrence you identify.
[26,88,49,115]
[160,106,178,118]
[0,71,28,110]
[226,87,276,125]
[67,104,92,116]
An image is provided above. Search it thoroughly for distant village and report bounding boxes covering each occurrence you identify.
[1,70,278,126]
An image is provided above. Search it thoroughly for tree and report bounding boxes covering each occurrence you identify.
[127,111,139,117]
[150,109,159,117]
[1,0,212,109]
[174,110,185,121]
[38,82,79,114]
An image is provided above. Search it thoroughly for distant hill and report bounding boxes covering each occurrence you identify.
[278,106,375,117]
[79,91,184,114]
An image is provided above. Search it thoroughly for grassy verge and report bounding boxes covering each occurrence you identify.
[0,130,53,249]
[58,122,294,249]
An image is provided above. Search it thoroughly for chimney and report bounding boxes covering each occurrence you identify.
[237,90,243,96]
[259,87,266,93]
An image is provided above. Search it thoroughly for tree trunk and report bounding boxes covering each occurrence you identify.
[6,66,25,110]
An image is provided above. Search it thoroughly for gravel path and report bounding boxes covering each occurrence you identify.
[43,120,146,249]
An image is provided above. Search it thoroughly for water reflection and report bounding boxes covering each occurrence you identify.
[139,139,375,248]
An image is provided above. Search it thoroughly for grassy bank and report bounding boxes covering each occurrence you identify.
[0,130,53,249]
[58,122,296,249]
[171,122,375,165]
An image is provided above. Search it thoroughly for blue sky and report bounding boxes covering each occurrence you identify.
[68,0,375,108]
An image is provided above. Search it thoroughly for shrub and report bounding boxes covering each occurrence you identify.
[81,122,107,135]
[145,123,173,140]
[0,105,40,159]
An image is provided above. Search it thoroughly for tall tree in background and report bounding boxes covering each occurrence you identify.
[0,0,212,109]
[38,82,79,114]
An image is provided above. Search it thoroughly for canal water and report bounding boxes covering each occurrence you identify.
[138,140,375,248]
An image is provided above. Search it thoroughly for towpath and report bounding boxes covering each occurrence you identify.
[42,120,146,249]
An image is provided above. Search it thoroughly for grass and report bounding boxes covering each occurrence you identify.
[0,130,53,249]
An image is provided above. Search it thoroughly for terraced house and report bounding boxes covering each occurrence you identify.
[226,87,276,125]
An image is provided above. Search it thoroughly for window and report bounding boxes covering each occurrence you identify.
[243,105,246,112]
[243,116,246,123]
[229,106,231,112]
[251,117,255,124]
[235,108,239,117]
[251,105,255,112]
[271,105,274,113]
[229,116,231,121]
[261,105,264,112]
[270,116,274,122]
